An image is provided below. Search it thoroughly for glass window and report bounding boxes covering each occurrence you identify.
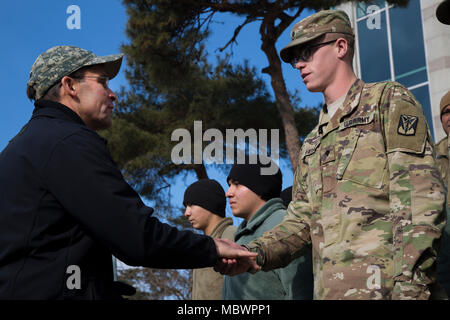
[357,11,391,82]
[356,0,386,19]
[395,67,427,88]
[390,1,427,84]
[410,85,434,137]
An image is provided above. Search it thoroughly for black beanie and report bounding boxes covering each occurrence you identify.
[183,179,226,217]
[280,186,293,208]
[227,159,282,201]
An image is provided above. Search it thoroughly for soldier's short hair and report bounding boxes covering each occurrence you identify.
[39,67,89,102]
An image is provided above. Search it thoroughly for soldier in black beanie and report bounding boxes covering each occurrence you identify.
[222,160,313,300]
[183,179,236,300]
[226,161,283,202]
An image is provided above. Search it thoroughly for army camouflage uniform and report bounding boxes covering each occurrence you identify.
[246,79,446,300]
[435,134,450,299]
[436,137,448,184]
[436,90,450,184]
[434,91,450,298]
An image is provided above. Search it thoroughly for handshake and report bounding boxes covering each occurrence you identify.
[213,238,261,276]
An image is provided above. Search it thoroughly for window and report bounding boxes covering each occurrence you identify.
[357,11,390,83]
[355,0,434,136]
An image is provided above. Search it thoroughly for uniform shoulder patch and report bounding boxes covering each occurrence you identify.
[385,86,427,154]
[397,114,418,136]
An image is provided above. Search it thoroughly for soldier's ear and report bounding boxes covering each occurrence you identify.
[335,38,348,59]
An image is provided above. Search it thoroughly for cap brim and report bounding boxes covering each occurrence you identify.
[280,34,323,63]
[86,53,124,79]
[437,1,450,25]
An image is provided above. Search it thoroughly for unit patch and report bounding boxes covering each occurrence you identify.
[397,115,418,136]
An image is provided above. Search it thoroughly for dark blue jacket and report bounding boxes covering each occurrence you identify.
[0,100,217,299]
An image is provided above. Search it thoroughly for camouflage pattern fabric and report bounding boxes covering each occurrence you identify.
[448,134,450,209]
[439,90,450,117]
[27,46,123,101]
[280,10,354,63]
[246,79,446,300]
[436,137,448,184]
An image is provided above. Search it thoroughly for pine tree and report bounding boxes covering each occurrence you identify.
[107,0,407,299]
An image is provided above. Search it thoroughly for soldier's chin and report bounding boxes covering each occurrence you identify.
[304,81,321,93]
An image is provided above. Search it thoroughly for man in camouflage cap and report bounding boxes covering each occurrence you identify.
[0,46,257,299]
[219,10,446,300]
[435,91,450,298]
[26,45,123,104]
[435,91,450,183]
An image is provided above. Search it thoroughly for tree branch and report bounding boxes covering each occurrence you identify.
[219,16,257,52]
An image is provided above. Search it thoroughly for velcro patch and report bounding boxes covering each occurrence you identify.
[340,114,373,130]
[397,115,418,136]
[386,101,427,154]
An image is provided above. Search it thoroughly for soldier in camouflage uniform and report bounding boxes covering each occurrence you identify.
[436,1,450,298]
[435,92,450,185]
[435,91,450,298]
[234,10,446,300]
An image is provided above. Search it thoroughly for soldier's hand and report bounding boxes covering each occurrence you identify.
[213,238,260,275]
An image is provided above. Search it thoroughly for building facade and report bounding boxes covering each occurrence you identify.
[337,0,450,142]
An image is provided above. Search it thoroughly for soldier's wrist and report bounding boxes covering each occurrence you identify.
[243,243,265,268]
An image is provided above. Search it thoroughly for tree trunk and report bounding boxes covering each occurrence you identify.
[194,164,208,180]
[261,39,301,171]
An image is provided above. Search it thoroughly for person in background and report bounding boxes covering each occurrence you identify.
[435,91,450,299]
[280,186,293,209]
[222,160,313,300]
[183,179,237,300]
[437,0,450,25]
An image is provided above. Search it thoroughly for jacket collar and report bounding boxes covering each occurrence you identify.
[33,100,86,127]
[319,79,365,137]
[209,217,234,238]
[235,198,285,239]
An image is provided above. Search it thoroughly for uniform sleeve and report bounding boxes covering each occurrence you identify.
[382,84,446,299]
[246,156,312,271]
[43,130,218,269]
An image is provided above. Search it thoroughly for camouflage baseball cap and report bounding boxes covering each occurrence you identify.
[440,90,450,117]
[280,10,354,63]
[437,0,450,25]
[27,45,124,101]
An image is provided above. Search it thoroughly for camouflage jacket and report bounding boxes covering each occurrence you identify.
[435,137,448,184]
[247,79,446,300]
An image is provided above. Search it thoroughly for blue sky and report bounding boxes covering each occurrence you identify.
[0,1,322,223]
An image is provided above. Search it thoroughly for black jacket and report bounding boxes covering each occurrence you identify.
[0,100,217,299]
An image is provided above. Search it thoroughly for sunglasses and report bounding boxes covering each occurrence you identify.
[290,39,338,67]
